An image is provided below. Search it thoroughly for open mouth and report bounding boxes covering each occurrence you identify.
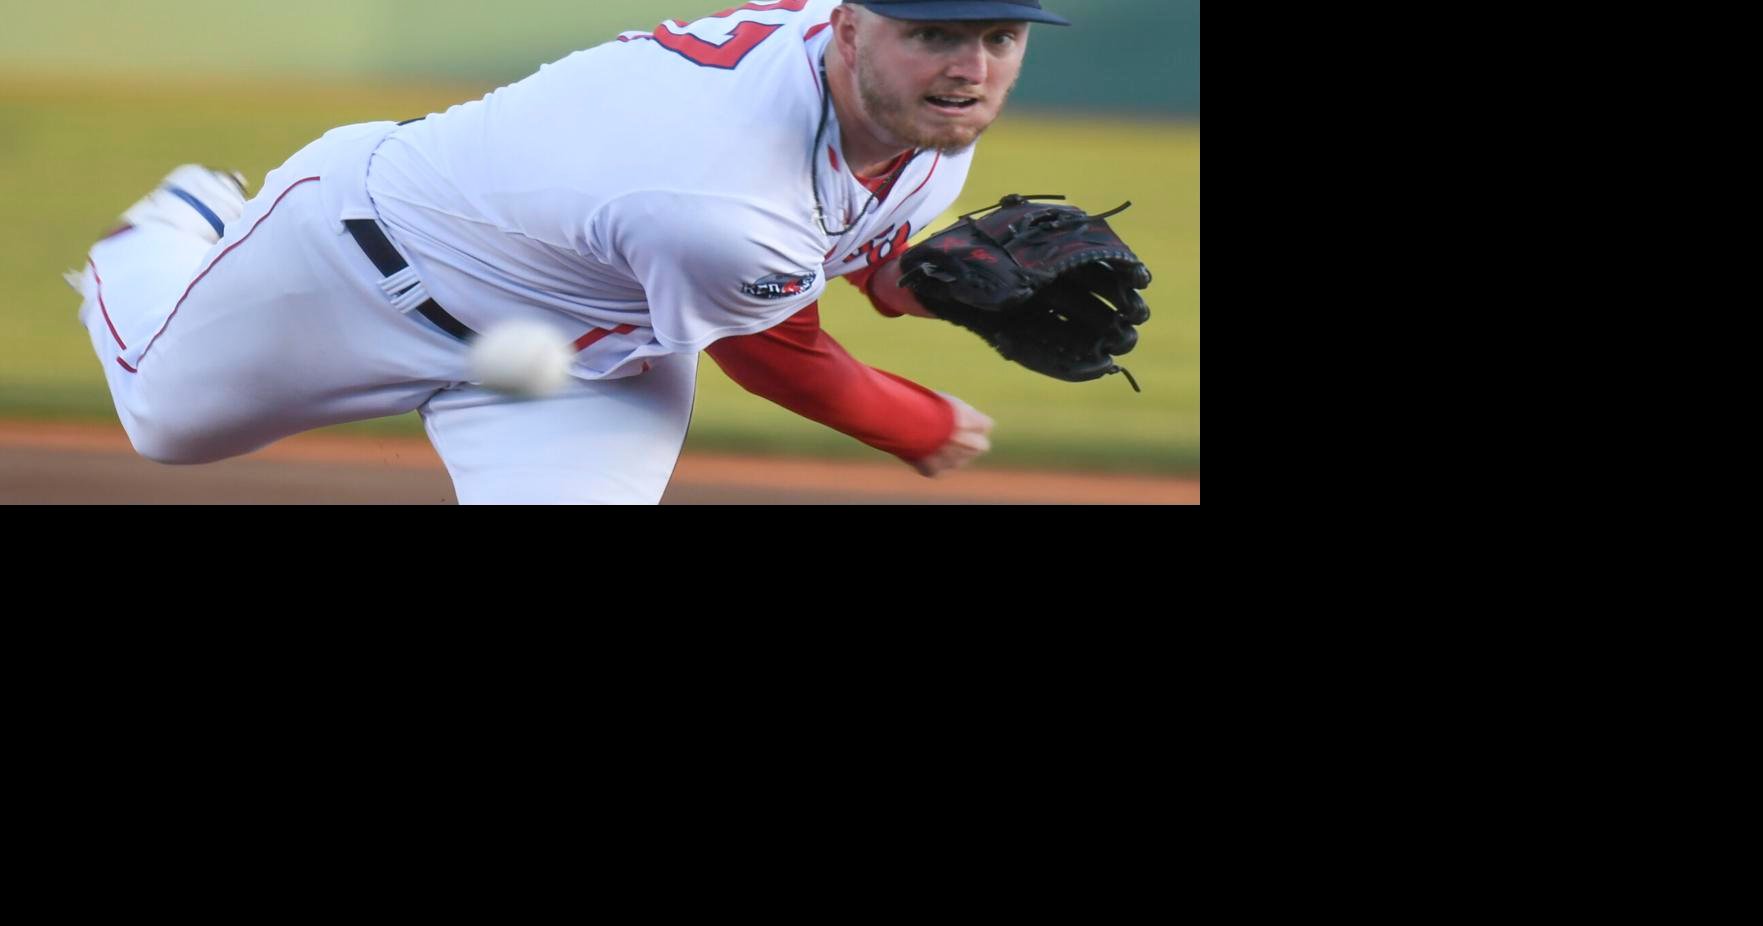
[924,95,980,112]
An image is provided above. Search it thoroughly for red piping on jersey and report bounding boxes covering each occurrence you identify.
[802,40,822,93]
[898,151,942,205]
[573,324,637,352]
[874,151,942,228]
[803,15,831,92]
[127,175,321,373]
[853,149,914,199]
[87,258,126,350]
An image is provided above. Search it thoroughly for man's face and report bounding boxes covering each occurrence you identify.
[851,15,1030,153]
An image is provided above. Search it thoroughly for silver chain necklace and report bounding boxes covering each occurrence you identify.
[812,58,923,238]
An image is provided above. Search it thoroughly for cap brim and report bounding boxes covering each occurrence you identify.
[859,2,1072,26]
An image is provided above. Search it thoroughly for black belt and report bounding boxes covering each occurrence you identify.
[344,218,476,341]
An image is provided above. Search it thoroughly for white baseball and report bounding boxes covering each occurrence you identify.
[468,319,574,398]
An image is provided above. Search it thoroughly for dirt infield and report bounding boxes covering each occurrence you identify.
[0,419,1199,504]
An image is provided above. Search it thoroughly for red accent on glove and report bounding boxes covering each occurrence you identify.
[705,301,954,461]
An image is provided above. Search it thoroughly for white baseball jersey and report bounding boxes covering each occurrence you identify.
[363,0,972,380]
[71,0,982,504]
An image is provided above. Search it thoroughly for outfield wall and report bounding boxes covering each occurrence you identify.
[0,0,1198,115]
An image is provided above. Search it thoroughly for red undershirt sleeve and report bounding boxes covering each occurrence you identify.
[704,301,954,461]
[843,259,907,318]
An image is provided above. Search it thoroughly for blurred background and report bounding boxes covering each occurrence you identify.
[0,0,1198,478]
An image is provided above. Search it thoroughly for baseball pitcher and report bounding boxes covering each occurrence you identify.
[64,0,1150,503]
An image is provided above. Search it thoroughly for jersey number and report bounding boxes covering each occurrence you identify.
[652,0,812,70]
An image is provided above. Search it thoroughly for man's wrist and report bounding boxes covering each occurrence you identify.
[870,258,938,318]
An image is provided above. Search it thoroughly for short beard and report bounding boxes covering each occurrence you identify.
[855,48,1006,154]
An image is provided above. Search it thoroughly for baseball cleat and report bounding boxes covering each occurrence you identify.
[119,164,250,245]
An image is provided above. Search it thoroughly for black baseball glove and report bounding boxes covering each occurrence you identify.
[896,194,1152,390]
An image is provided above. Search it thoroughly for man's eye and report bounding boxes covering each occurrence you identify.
[913,29,949,42]
[987,33,1018,46]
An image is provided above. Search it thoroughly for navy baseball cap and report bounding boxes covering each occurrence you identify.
[850,0,1072,27]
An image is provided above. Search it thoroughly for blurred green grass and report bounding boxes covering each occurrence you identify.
[0,74,1198,473]
[0,1,1200,116]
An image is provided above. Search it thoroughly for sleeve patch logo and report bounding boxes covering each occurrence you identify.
[741,271,818,300]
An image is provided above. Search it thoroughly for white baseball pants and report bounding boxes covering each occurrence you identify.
[74,127,697,504]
